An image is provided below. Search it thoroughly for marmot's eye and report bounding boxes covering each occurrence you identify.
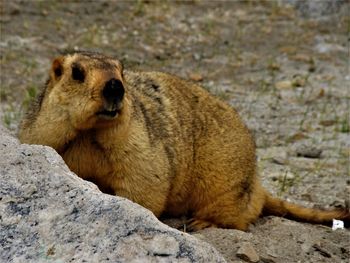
[72,63,85,82]
[54,66,62,78]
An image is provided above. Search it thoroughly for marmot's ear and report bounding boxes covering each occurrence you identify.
[51,56,64,81]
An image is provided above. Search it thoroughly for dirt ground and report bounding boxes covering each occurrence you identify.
[0,1,349,262]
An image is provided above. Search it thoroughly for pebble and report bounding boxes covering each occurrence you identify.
[315,43,346,54]
[258,147,288,165]
[193,53,201,61]
[271,155,288,165]
[275,80,293,90]
[292,54,312,63]
[260,257,276,263]
[292,76,306,87]
[236,242,260,263]
[296,144,322,158]
[319,120,336,127]
[189,73,203,82]
[269,171,296,181]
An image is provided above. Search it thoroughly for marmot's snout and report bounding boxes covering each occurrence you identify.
[98,78,125,118]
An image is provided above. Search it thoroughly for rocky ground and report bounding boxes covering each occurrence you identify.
[0,1,349,262]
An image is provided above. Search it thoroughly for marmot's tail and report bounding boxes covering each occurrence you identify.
[263,193,350,227]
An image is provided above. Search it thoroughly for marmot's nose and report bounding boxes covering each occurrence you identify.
[102,78,125,105]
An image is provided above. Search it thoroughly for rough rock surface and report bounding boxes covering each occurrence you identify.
[0,125,225,263]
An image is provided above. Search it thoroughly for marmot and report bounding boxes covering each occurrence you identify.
[19,51,349,231]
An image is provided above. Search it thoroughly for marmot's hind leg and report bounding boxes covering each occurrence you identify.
[187,193,252,231]
[185,181,266,232]
[186,208,250,231]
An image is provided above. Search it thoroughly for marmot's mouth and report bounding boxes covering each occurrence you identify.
[97,109,119,119]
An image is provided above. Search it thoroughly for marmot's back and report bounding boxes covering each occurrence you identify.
[125,70,255,162]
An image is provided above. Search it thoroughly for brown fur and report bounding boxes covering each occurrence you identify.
[19,52,350,231]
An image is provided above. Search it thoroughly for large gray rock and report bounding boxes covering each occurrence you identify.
[0,125,225,263]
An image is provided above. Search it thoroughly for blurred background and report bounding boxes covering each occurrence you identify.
[0,0,349,214]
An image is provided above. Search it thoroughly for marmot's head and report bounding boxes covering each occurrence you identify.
[46,51,128,130]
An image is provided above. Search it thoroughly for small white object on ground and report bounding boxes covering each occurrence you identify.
[332,219,344,230]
